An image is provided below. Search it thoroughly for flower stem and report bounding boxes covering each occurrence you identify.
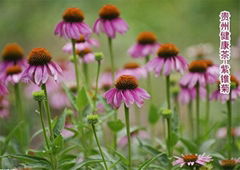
[41,84,54,141]
[145,56,152,95]
[92,124,108,170]
[124,104,132,170]
[205,84,210,125]
[93,60,101,112]
[226,90,232,159]
[83,63,89,88]
[188,101,194,139]
[71,39,80,90]
[166,75,171,109]
[107,37,115,80]
[166,117,172,157]
[196,84,200,140]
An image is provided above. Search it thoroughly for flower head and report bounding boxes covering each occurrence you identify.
[98,68,114,91]
[116,62,147,79]
[2,65,23,84]
[22,48,62,86]
[62,35,99,54]
[54,8,92,39]
[76,48,95,63]
[128,32,159,58]
[93,4,128,38]
[180,60,214,88]
[104,75,150,108]
[146,43,188,76]
[216,127,240,139]
[219,159,240,170]
[1,43,26,71]
[173,153,212,168]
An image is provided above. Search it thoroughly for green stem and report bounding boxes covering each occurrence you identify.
[124,104,131,170]
[92,124,109,170]
[145,56,152,95]
[196,84,200,140]
[188,101,194,139]
[93,60,101,112]
[205,84,210,125]
[226,91,232,159]
[107,37,114,80]
[166,117,172,157]
[71,39,80,90]
[38,101,50,149]
[83,63,89,88]
[166,75,171,109]
[41,84,54,141]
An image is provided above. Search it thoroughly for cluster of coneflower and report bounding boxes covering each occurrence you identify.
[0,4,239,170]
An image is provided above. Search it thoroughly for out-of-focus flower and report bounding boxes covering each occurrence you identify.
[63,35,99,54]
[0,81,8,95]
[22,48,62,86]
[116,62,147,79]
[216,127,240,139]
[96,103,105,114]
[118,130,150,148]
[146,43,188,76]
[219,159,240,170]
[54,8,92,39]
[186,43,214,59]
[172,153,212,168]
[198,59,219,83]
[2,65,23,84]
[61,115,74,139]
[231,37,240,59]
[98,69,113,91]
[76,48,95,63]
[0,43,26,71]
[128,32,159,58]
[178,84,206,104]
[104,75,150,108]
[93,4,128,38]
[180,60,214,88]
[211,75,240,103]
[0,96,9,118]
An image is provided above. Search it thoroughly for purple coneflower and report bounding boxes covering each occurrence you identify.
[76,48,95,63]
[0,96,9,118]
[116,62,147,79]
[62,35,99,54]
[146,43,188,76]
[98,69,113,91]
[93,4,128,38]
[173,153,212,168]
[219,159,240,170]
[0,81,8,95]
[128,32,159,59]
[22,48,62,86]
[211,76,240,103]
[199,59,219,83]
[104,75,150,108]
[54,8,92,39]
[2,65,23,84]
[0,43,26,71]
[216,127,240,139]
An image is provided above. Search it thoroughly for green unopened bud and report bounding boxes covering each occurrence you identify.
[95,52,104,61]
[161,109,172,119]
[87,114,99,124]
[171,87,179,97]
[32,90,45,102]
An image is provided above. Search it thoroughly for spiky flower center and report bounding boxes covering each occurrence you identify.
[115,75,138,90]
[2,43,24,62]
[76,48,92,58]
[6,65,22,75]
[198,59,214,67]
[124,62,140,69]
[28,48,52,66]
[220,160,237,168]
[99,4,120,20]
[157,44,179,58]
[137,32,157,45]
[183,154,198,163]
[63,8,84,22]
[189,61,207,73]
[75,35,86,43]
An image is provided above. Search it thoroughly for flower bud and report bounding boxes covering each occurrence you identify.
[87,114,99,124]
[161,109,172,119]
[32,90,45,102]
[95,52,104,61]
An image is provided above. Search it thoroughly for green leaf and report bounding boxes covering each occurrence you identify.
[51,135,64,154]
[53,109,67,137]
[107,119,124,132]
[148,104,159,125]
[180,137,198,153]
[76,87,92,112]
[62,84,78,110]
[138,153,164,170]
[72,159,103,170]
